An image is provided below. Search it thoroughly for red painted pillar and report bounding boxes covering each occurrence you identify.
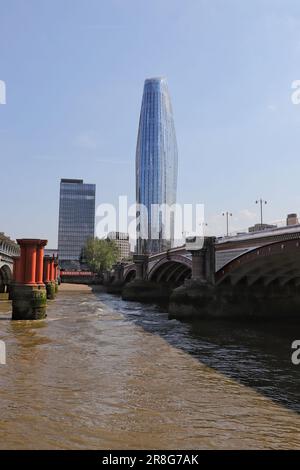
[12,239,48,320]
[54,259,58,281]
[19,245,27,283]
[43,256,51,283]
[16,239,48,286]
[13,257,22,283]
[24,245,37,285]
[50,257,55,282]
[36,241,47,285]
[47,260,51,282]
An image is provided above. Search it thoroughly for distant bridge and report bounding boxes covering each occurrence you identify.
[60,271,96,285]
[122,246,192,285]
[0,233,19,295]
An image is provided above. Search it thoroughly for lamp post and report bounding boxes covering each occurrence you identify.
[199,222,208,235]
[222,212,232,237]
[256,198,267,226]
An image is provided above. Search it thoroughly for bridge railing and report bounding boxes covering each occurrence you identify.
[215,219,293,242]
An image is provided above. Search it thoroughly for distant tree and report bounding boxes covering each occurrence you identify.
[83,237,119,273]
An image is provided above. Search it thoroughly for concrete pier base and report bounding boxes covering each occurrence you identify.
[169,280,216,320]
[122,280,171,303]
[46,281,56,300]
[12,284,47,320]
[107,281,125,295]
[107,263,126,295]
[169,280,300,320]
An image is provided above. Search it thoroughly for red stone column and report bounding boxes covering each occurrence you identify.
[36,240,47,285]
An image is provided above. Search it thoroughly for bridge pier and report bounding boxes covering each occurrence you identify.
[106,263,125,294]
[190,237,215,283]
[134,255,146,281]
[12,239,48,320]
[43,256,56,300]
[169,237,217,320]
[122,254,171,303]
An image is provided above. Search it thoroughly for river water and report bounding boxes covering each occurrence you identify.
[0,286,299,450]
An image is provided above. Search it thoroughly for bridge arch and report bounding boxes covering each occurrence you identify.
[124,268,136,283]
[0,264,12,293]
[216,239,300,287]
[148,255,191,286]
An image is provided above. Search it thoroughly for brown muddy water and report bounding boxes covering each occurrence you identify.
[0,286,299,449]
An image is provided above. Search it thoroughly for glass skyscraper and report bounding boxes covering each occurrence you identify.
[136,77,178,254]
[58,179,96,268]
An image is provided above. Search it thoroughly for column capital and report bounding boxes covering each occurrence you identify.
[17,239,48,248]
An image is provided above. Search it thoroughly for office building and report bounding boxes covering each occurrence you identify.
[107,232,130,261]
[136,77,178,254]
[58,179,95,269]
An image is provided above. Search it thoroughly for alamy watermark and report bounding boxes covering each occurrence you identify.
[95,196,205,244]
[0,340,6,365]
[0,80,6,105]
[291,340,300,365]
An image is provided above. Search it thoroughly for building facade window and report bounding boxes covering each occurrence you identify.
[58,179,96,267]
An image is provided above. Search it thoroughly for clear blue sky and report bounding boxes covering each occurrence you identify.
[1,0,300,246]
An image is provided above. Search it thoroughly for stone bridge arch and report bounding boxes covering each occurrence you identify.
[216,239,300,287]
[147,254,192,286]
[0,264,12,293]
[123,266,136,283]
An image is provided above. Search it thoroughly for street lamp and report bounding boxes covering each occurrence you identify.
[255,198,267,226]
[199,222,208,233]
[222,211,232,237]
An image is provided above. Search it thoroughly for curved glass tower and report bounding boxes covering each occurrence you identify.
[136,77,178,254]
